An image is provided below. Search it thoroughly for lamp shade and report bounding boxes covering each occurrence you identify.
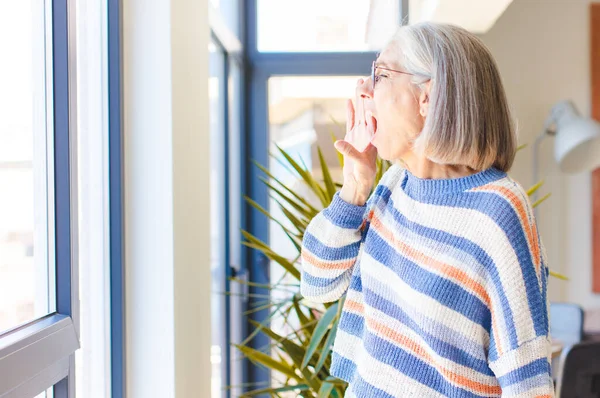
[550,101,600,173]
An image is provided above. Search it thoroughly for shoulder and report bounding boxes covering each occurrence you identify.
[466,175,536,233]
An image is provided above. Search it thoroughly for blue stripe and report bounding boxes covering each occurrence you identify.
[497,358,551,387]
[349,271,362,292]
[362,287,493,375]
[301,269,349,289]
[349,374,397,398]
[380,190,519,354]
[501,372,552,396]
[330,352,357,383]
[303,232,361,261]
[364,231,492,329]
[363,330,486,398]
[322,193,367,229]
[338,310,366,338]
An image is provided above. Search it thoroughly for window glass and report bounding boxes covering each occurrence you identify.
[209,40,227,398]
[0,0,55,334]
[257,0,400,52]
[267,76,362,386]
[210,0,240,38]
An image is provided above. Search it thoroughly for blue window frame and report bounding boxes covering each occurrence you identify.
[108,0,125,397]
[0,0,80,396]
[209,2,246,397]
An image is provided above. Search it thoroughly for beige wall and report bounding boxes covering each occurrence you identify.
[480,0,600,308]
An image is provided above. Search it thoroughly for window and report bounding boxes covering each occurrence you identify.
[209,40,227,398]
[243,0,405,393]
[210,2,245,398]
[210,0,240,37]
[0,0,55,337]
[267,75,362,259]
[0,0,79,396]
[257,0,401,52]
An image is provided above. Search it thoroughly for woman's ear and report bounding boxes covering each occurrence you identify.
[419,80,432,118]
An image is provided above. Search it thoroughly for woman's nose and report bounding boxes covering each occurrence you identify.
[356,77,373,100]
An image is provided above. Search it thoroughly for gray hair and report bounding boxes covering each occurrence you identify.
[388,22,516,172]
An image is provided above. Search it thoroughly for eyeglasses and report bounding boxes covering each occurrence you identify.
[371,61,414,90]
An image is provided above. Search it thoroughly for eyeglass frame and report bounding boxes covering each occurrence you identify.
[371,61,415,90]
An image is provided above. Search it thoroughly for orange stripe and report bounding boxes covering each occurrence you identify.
[344,299,364,314]
[370,214,504,355]
[472,184,541,273]
[367,317,502,395]
[301,251,355,270]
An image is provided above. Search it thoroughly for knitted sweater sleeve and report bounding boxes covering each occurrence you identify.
[300,165,402,304]
[299,191,373,303]
[486,193,554,397]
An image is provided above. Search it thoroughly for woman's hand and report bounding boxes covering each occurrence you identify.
[335,79,378,206]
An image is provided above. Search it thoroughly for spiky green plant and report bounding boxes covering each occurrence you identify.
[231,139,564,398]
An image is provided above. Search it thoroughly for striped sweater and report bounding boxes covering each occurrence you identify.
[300,164,554,397]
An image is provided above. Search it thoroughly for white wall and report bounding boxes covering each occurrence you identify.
[123,0,211,396]
[480,0,600,308]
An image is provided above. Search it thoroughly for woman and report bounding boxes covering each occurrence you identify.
[300,22,553,397]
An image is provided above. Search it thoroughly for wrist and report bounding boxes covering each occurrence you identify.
[340,184,370,206]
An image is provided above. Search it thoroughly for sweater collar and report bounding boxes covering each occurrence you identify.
[402,166,506,199]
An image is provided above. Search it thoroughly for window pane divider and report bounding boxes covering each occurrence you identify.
[0,314,79,397]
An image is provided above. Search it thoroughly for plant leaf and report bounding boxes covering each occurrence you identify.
[317,147,337,200]
[330,130,344,168]
[262,177,319,219]
[234,344,300,382]
[276,146,329,207]
[314,319,339,373]
[302,302,339,369]
[241,301,289,345]
[549,270,569,280]
[317,382,335,398]
[527,180,544,197]
[245,195,301,238]
[532,192,551,208]
[323,376,346,385]
[242,231,301,280]
[279,339,323,392]
[255,162,320,213]
[240,384,310,397]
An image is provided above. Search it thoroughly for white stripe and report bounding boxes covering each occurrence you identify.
[392,187,537,343]
[309,213,363,247]
[511,384,554,398]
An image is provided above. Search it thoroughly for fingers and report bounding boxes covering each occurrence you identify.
[334,140,361,160]
[346,99,355,134]
[355,78,365,128]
